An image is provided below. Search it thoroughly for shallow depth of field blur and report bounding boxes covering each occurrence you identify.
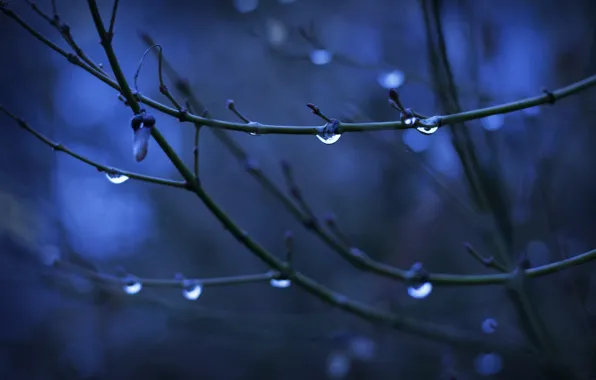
[1,0,596,379]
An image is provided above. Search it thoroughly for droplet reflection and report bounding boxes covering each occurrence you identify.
[270,278,291,288]
[105,172,129,184]
[407,282,433,299]
[123,277,142,295]
[182,282,203,300]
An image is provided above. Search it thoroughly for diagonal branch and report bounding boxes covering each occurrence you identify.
[0,105,186,188]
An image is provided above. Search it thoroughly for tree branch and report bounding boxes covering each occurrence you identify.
[0,105,186,189]
[2,4,595,136]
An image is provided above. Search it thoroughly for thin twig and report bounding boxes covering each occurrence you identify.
[0,105,186,188]
[133,44,183,110]
[25,0,107,76]
[56,259,277,288]
[464,242,507,272]
[107,0,119,37]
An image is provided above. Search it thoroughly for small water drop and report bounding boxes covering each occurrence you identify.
[326,351,351,379]
[407,282,433,299]
[416,126,439,135]
[270,278,291,288]
[316,133,341,145]
[481,318,498,334]
[481,114,505,131]
[377,70,405,89]
[123,277,142,295]
[105,172,129,184]
[474,352,503,376]
[247,121,261,136]
[182,281,203,300]
[310,49,333,66]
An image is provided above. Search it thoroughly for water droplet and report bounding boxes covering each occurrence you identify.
[105,172,129,184]
[481,114,505,131]
[182,281,203,300]
[310,49,333,66]
[234,0,258,13]
[326,351,351,379]
[123,277,142,295]
[317,119,341,145]
[474,352,503,376]
[247,121,261,136]
[416,126,439,135]
[481,318,498,334]
[407,282,433,299]
[377,70,405,89]
[316,133,341,145]
[270,278,291,288]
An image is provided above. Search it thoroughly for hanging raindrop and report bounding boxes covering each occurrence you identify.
[316,119,341,145]
[407,282,433,299]
[105,172,129,184]
[406,262,432,299]
[122,276,142,295]
[182,280,203,300]
[416,126,438,135]
[270,278,291,288]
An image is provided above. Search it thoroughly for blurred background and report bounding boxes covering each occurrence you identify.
[1,0,596,378]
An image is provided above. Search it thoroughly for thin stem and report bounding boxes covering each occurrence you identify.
[0,105,186,189]
[133,44,183,110]
[464,242,507,273]
[107,0,119,37]
[25,0,107,76]
[2,5,596,136]
[57,260,277,288]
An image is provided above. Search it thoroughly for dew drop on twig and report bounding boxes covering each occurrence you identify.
[270,278,291,288]
[316,133,341,145]
[416,126,439,135]
[105,172,129,184]
[182,281,203,300]
[122,276,142,295]
[407,282,433,299]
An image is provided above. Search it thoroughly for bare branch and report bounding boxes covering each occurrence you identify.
[0,105,186,189]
